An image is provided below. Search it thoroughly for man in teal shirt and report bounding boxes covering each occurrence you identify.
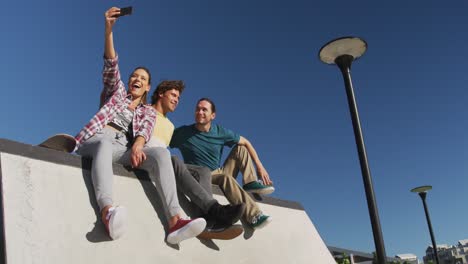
[170,98,274,229]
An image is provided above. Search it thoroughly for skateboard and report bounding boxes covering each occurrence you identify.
[197,224,244,240]
[38,134,76,153]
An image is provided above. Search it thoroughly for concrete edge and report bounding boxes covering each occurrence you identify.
[0,153,6,264]
[0,138,304,211]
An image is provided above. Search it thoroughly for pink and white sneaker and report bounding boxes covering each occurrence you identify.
[104,206,128,240]
[166,218,206,244]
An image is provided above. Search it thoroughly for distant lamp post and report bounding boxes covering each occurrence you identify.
[319,37,387,264]
[411,185,440,264]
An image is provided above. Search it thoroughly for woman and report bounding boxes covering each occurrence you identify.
[75,7,205,243]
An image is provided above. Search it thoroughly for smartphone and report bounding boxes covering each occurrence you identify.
[116,6,133,17]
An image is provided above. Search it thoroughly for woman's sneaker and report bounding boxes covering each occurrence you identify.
[243,181,275,195]
[103,206,128,240]
[167,218,206,244]
[249,213,272,229]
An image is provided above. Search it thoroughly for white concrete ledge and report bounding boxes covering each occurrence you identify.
[0,138,335,264]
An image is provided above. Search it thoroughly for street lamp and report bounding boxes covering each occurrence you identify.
[411,185,440,264]
[319,37,387,264]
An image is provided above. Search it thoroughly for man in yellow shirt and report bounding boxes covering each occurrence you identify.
[147,80,245,238]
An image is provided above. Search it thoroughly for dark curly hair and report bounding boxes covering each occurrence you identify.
[151,80,185,104]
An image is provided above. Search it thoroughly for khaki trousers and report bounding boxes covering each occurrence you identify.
[213,145,257,185]
[211,145,260,222]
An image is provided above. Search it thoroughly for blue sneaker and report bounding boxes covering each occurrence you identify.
[249,214,272,229]
[243,181,275,195]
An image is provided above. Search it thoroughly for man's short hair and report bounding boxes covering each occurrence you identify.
[151,80,185,104]
[197,98,216,113]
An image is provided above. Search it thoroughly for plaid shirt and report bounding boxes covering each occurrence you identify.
[75,55,156,147]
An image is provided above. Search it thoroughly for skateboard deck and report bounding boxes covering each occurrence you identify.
[38,134,76,153]
[197,224,244,240]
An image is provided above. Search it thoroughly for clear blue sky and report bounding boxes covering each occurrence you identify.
[2,0,467,260]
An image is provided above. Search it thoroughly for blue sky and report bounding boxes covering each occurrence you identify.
[2,0,467,260]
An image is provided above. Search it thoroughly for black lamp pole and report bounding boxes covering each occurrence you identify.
[412,186,440,264]
[319,37,387,264]
[335,54,387,264]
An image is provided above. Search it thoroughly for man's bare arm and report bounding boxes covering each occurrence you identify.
[238,136,273,185]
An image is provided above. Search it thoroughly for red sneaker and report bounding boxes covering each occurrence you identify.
[166,218,206,244]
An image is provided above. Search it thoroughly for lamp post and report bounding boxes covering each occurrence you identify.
[319,37,387,264]
[411,185,440,264]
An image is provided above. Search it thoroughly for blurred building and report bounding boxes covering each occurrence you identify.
[396,253,420,264]
[424,240,468,264]
[328,246,398,263]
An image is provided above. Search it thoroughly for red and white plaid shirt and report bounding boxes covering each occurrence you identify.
[75,55,156,147]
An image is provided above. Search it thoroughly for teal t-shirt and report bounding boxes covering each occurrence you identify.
[170,124,240,170]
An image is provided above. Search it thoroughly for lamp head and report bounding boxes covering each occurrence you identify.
[411,185,433,194]
[319,36,367,65]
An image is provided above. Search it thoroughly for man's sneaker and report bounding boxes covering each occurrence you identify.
[103,206,128,240]
[167,218,206,244]
[243,181,275,195]
[207,203,245,225]
[197,224,244,240]
[249,214,272,229]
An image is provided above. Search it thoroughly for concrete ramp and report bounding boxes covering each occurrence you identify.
[0,138,335,264]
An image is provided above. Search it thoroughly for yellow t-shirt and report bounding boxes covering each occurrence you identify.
[151,111,175,147]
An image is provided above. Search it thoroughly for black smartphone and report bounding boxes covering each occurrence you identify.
[116,6,133,17]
